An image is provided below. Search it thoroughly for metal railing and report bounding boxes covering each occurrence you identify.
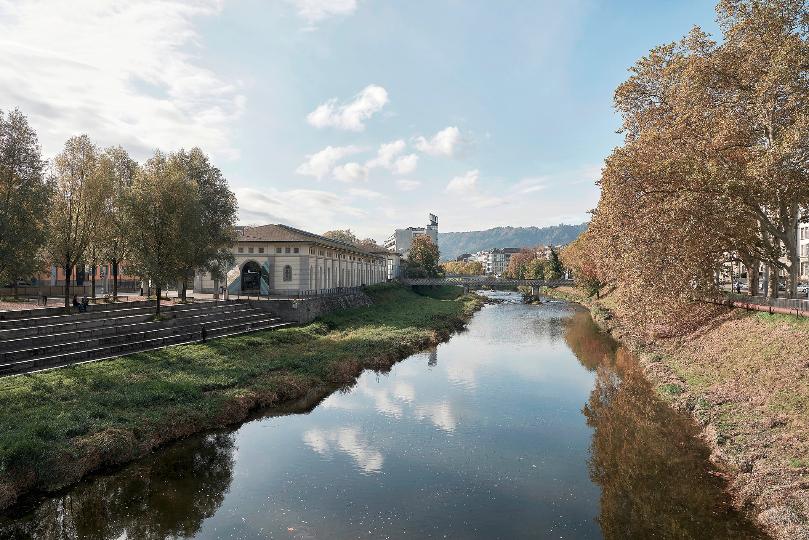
[721,292,809,314]
[231,286,366,300]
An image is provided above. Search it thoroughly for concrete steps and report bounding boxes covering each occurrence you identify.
[0,301,292,376]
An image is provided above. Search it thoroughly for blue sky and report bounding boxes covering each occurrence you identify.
[0,0,720,241]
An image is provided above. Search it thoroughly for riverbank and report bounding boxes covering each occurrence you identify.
[0,283,483,512]
[544,286,809,540]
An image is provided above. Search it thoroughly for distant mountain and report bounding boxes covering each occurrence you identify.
[438,223,588,260]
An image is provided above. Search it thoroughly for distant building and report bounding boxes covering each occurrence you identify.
[384,214,438,259]
[486,248,522,276]
[194,223,388,295]
[456,253,472,262]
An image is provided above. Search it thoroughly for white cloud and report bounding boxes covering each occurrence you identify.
[286,0,358,25]
[446,169,506,208]
[366,139,418,175]
[392,154,418,175]
[445,169,479,195]
[348,188,386,200]
[236,186,366,231]
[295,145,363,179]
[396,179,422,191]
[333,162,369,183]
[0,0,244,160]
[414,126,461,157]
[513,177,548,194]
[306,85,388,131]
[366,139,405,168]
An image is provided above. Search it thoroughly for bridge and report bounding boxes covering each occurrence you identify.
[401,277,573,293]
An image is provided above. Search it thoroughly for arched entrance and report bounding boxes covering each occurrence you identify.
[241,261,261,291]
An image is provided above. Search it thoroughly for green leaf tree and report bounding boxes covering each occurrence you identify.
[126,151,193,316]
[172,148,237,300]
[97,146,138,300]
[45,135,103,307]
[0,109,50,294]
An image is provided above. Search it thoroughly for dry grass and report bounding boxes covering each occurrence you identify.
[545,285,809,539]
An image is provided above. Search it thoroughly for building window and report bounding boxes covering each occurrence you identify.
[283,265,292,282]
[238,247,244,253]
[248,247,254,254]
[276,247,282,254]
[294,247,299,254]
[319,250,324,256]
[259,247,264,254]
[285,247,291,254]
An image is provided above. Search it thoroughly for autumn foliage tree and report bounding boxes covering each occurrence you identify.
[442,260,484,276]
[566,0,809,336]
[407,235,440,277]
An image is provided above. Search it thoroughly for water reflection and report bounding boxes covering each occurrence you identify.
[303,427,384,474]
[0,433,235,539]
[564,310,765,539]
[0,297,765,539]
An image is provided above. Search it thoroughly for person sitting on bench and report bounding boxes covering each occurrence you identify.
[80,296,89,312]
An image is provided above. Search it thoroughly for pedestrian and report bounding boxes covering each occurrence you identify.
[200,325,207,343]
[72,295,80,310]
[736,282,741,294]
[41,293,47,306]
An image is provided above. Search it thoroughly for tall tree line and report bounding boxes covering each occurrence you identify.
[0,108,237,312]
[562,0,808,335]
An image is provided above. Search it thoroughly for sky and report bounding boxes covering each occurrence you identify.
[0,0,721,242]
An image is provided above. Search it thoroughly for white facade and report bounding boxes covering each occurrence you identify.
[193,224,388,295]
[385,214,438,259]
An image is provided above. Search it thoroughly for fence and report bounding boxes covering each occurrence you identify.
[1,280,141,300]
[717,292,809,317]
[230,286,366,300]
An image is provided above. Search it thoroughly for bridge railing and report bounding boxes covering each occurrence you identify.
[401,278,574,287]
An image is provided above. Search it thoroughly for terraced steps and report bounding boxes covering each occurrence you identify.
[0,300,291,376]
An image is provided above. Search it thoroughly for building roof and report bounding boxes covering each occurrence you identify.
[237,224,387,259]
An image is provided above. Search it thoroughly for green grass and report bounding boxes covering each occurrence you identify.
[0,283,481,505]
[411,284,465,300]
[754,311,809,327]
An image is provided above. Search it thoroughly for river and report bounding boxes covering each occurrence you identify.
[0,292,765,539]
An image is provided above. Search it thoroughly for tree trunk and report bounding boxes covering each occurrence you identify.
[213,278,219,300]
[747,259,759,296]
[112,259,119,301]
[769,266,779,298]
[63,262,71,308]
[181,277,187,302]
[787,246,800,299]
[91,265,96,302]
[155,286,161,316]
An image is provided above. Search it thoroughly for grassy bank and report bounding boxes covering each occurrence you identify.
[543,285,809,540]
[0,283,483,512]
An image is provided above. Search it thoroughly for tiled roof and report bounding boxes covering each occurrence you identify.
[238,224,386,258]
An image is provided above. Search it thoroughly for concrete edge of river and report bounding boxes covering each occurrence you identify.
[0,285,485,514]
[542,286,809,540]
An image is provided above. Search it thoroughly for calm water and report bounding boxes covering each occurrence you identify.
[0,293,765,539]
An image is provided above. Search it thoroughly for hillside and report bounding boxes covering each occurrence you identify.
[438,223,587,260]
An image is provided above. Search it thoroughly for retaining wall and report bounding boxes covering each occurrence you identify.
[248,291,373,324]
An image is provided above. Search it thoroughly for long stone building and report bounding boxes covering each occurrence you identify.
[194,224,398,295]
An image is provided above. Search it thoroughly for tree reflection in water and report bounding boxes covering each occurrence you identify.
[564,310,765,539]
[0,432,235,540]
